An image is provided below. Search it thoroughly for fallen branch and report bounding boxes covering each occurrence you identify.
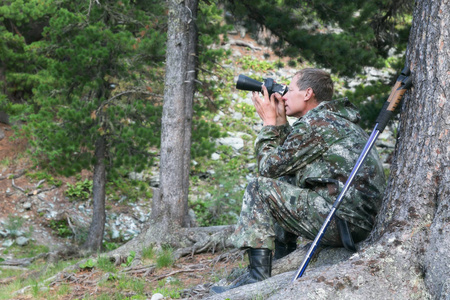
[0,265,29,271]
[1,253,48,267]
[210,249,245,266]
[0,169,26,181]
[147,265,206,282]
[121,264,156,276]
[11,178,26,193]
[27,186,57,196]
[229,39,262,51]
[0,276,17,285]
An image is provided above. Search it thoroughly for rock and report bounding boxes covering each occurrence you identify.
[2,239,14,247]
[232,112,243,120]
[149,175,160,188]
[111,228,121,240]
[16,236,29,246]
[129,171,144,181]
[39,286,49,293]
[211,153,221,160]
[151,293,164,300]
[246,163,257,171]
[0,128,4,141]
[23,202,32,210]
[217,136,244,151]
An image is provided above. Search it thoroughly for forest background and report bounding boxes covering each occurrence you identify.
[2,0,447,299]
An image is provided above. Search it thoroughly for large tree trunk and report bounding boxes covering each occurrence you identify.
[107,0,202,261]
[84,135,107,252]
[151,0,197,230]
[207,0,450,299]
[182,0,198,227]
[408,1,450,297]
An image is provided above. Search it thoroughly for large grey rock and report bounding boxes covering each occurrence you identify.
[15,236,29,246]
[217,136,244,151]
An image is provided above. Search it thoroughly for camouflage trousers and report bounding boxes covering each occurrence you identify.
[230,176,368,250]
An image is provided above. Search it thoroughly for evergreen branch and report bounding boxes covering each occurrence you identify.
[95,90,163,115]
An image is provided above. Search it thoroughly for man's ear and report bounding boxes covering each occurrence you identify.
[304,87,315,101]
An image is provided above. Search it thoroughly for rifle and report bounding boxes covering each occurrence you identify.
[292,66,413,282]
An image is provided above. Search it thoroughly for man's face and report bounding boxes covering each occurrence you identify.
[282,75,308,118]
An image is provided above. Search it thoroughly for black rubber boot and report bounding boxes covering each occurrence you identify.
[274,239,297,260]
[210,248,272,294]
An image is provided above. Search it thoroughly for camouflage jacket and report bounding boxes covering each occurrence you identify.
[255,98,386,231]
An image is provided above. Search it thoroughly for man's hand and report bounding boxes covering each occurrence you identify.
[252,86,287,126]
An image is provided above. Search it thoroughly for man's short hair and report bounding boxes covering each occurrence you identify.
[295,68,334,103]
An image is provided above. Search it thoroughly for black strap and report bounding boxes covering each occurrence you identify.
[336,217,357,252]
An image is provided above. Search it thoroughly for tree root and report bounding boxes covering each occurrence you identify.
[147,264,206,282]
[0,169,26,181]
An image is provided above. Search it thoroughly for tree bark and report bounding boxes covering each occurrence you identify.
[206,0,450,299]
[405,1,450,297]
[84,135,107,252]
[182,0,198,227]
[152,0,198,230]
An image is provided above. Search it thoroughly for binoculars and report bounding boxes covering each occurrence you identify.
[236,74,288,96]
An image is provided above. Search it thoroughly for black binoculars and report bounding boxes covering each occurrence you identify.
[236,74,288,96]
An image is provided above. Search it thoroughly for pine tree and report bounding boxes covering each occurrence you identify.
[221,0,412,76]
[18,0,167,251]
[0,0,56,120]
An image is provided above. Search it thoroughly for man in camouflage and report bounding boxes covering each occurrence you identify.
[212,68,385,293]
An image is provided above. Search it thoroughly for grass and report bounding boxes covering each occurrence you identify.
[156,247,174,269]
[142,245,155,260]
[4,215,25,238]
[0,250,79,300]
[97,255,117,273]
[0,157,10,167]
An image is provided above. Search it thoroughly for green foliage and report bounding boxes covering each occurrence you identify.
[26,171,62,187]
[343,80,392,129]
[103,241,119,251]
[106,176,150,203]
[0,0,56,109]
[0,256,76,299]
[80,258,97,269]
[4,0,166,179]
[116,275,146,294]
[56,284,71,297]
[30,280,40,298]
[49,219,72,237]
[237,56,277,72]
[156,247,174,269]
[191,115,224,158]
[1,242,48,260]
[0,157,10,167]
[152,286,182,298]
[97,256,117,273]
[4,215,25,237]
[121,251,136,267]
[190,161,245,226]
[221,0,412,76]
[142,245,155,260]
[66,179,93,201]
